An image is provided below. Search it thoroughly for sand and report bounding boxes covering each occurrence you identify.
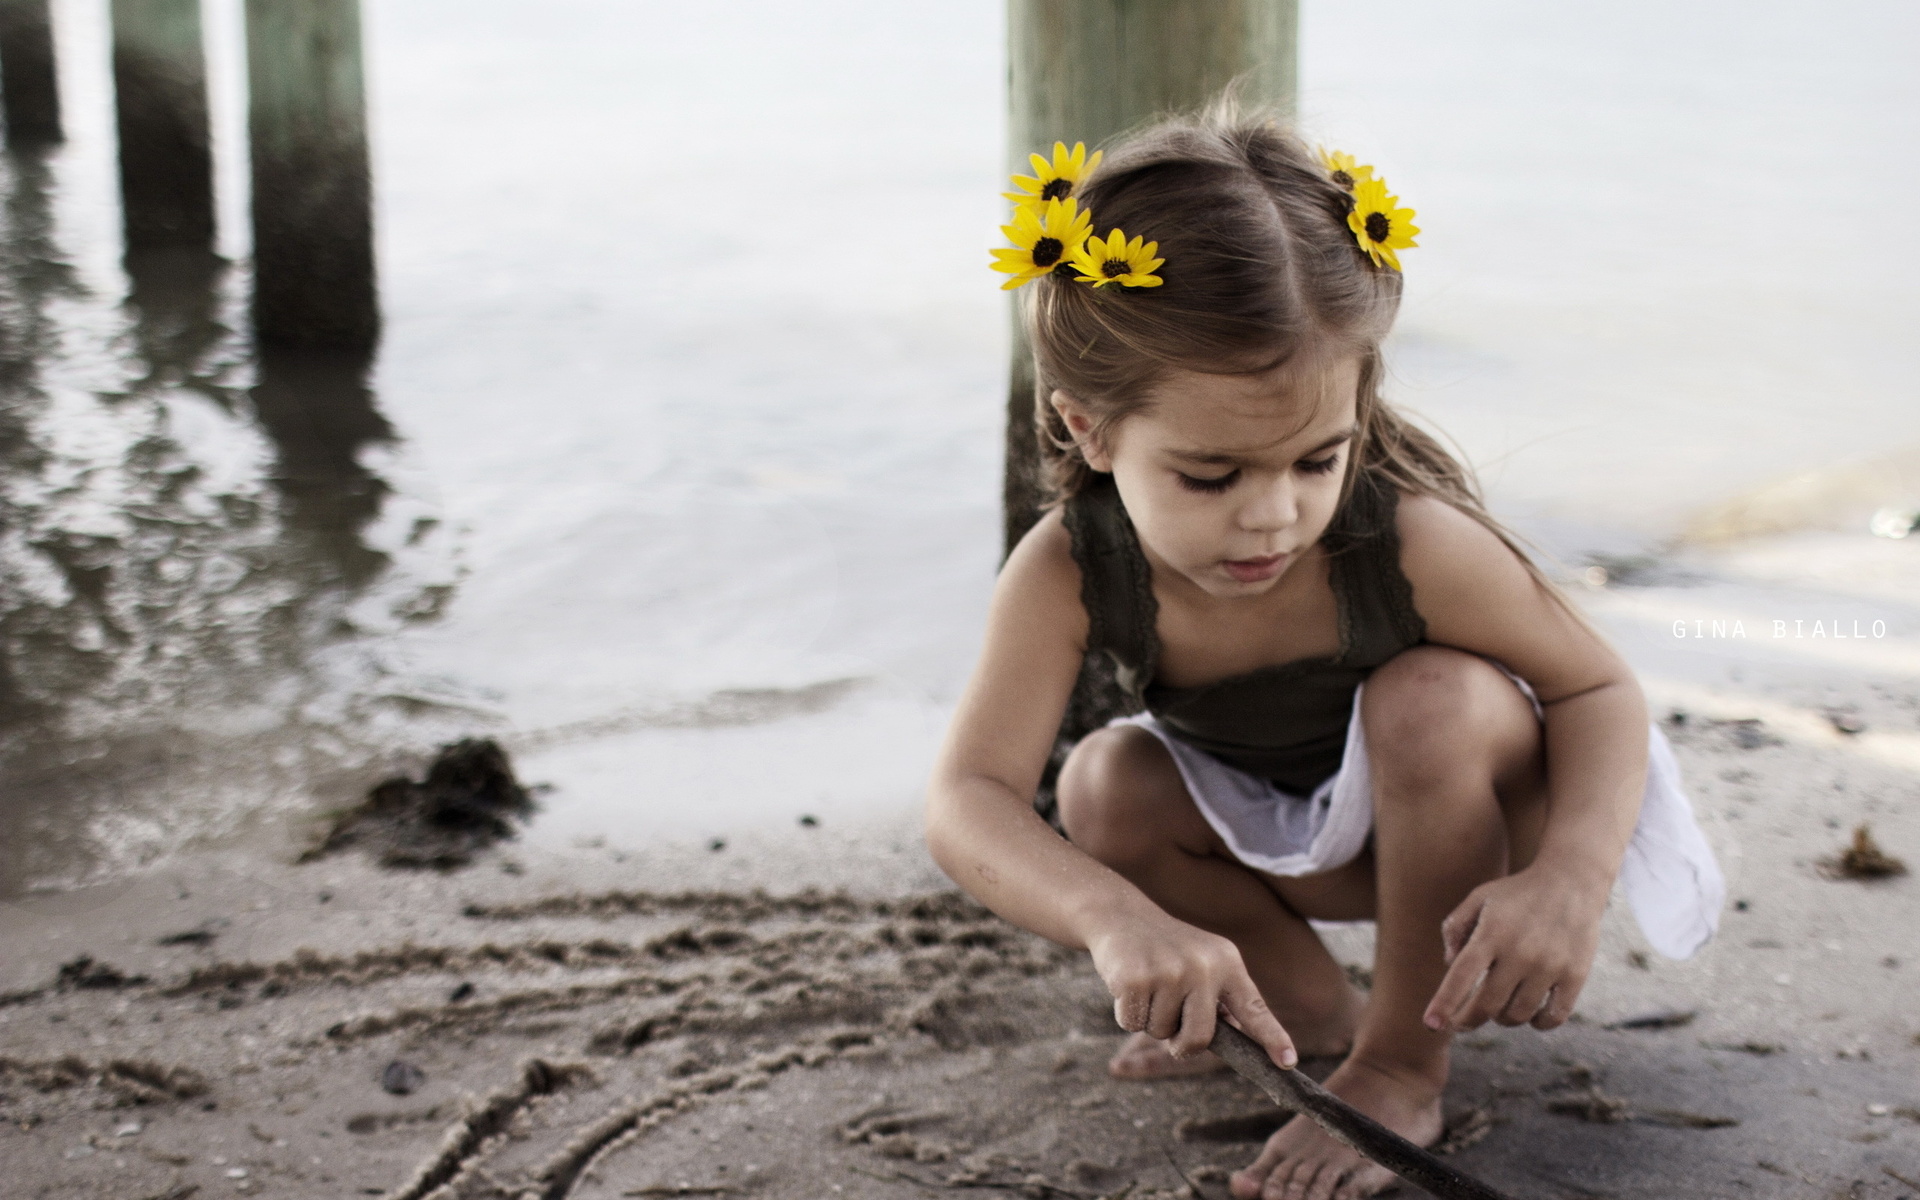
[3,537,1919,1199]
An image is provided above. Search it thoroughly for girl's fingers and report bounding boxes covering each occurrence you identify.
[1439,892,1486,965]
[1456,961,1529,1030]
[1497,976,1553,1027]
[1145,986,1184,1041]
[1424,939,1493,1030]
[1113,988,1150,1034]
[1219,979,1298,1068]
[1529,985,1565,1030]
[1531,973,1586,1030]
[1167,986,1216,1060]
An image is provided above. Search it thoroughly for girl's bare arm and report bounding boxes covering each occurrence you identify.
[925,511,1297,1065]
[1395,495,1649,1031]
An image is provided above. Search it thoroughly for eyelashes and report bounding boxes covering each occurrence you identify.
[1174,454,1341,494]
[1176,470,1240,494]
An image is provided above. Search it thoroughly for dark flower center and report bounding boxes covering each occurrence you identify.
[1041,178,1073,201]
[1031,237,1064,268]
[1364,211,1392,243]
[1101,258,1129,279]
[1330,169,1353,190]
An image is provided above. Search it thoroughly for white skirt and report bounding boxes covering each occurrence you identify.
[1110,665,1725,960]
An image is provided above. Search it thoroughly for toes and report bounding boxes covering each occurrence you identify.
[1273,1158,1318,1200]
[1231,1130,1295,1199]
[1303,1161,1351,1200]
[1333,1162,1399,1199]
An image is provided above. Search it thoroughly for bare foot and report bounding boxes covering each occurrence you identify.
[1228,1056,1444,1200]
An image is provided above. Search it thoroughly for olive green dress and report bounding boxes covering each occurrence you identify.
[1062,468,1427,796]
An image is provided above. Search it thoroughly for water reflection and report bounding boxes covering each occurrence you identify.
[0,20,444,893]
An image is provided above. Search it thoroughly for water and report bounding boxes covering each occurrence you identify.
[2,0,1916,893]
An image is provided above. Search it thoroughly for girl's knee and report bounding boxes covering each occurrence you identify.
[1363,646,1534,784]
[1056,725,1186,867]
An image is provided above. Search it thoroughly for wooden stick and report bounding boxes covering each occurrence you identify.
[1210,1024,1521,1200]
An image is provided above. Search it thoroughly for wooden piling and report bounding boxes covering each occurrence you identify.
[112,0,214,251]
[1003,0,1298,552]
[1005,1,1298,817]
[245,0,377,353]
[0,0,61,146]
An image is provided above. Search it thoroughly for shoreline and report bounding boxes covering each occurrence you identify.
[4,530,1919,1198]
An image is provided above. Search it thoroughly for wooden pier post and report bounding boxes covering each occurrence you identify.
[111,0,215,251]
[244,0,377,353]
[1005,1,1298,815]
[0,0,61,146]
[1003,0,1297,553]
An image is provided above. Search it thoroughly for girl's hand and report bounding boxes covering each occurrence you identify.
[1086,911,1298,1068]
[1422,866,1610,1032]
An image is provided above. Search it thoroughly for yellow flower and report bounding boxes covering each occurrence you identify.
[1067,227,1165,289]
[1315,147,1375,193]
[1004,141,1104,212]
[990,197,1094,290]
[1347,176,1419,271]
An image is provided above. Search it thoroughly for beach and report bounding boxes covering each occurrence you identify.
[4,527,1918,1199]
[4,1,1920,1196]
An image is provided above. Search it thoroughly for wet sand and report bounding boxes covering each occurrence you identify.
[3,677,1917,1200]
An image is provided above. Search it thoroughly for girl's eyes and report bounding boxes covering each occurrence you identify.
[1176,470,1239,494]
[1173,455,1340,493]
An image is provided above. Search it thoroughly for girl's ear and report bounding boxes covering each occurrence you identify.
[1050,390,1114,473]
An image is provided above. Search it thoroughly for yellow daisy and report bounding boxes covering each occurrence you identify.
[1003,141,1104,212]
[990,197,1094,290]
[1347,176,1419,271]
[1067,228,1165,289]
[1315,147,1375,193]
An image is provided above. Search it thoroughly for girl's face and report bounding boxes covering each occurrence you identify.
[1054,356,1361,601]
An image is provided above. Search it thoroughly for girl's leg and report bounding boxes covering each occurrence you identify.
[1056,724,1366,1077]
[1232,646,1548,1200]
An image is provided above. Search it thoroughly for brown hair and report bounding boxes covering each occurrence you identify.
[1026,102,1571,602]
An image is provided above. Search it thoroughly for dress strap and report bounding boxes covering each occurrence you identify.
[1061,474,1160,699]
[1322,470,1427,666]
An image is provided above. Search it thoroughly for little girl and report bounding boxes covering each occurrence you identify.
[928,108,1723,1200]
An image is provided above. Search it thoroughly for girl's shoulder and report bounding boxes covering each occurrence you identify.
[1391,488,1590,652]
[996,507,1092,650]
[1393,490,1533,600]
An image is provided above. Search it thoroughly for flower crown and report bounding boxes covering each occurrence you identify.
[988,141,1419,290]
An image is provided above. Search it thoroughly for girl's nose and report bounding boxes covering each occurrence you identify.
[1237,475,1297,532]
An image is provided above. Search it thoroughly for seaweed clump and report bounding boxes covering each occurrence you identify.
[1819,824,1909,881]
[303,739,537,870]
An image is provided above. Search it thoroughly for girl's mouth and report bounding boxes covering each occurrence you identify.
[1223,553,1287,583]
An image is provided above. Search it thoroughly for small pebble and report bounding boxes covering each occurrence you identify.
[225,1167,247,1179]
[115,1122,141,1137]
[382,1060,426,1095]
[708,838,726,852]
[799,814,819,827]
[1869,1104,1891,1116]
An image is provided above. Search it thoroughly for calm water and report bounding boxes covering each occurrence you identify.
[2,0,1916,892]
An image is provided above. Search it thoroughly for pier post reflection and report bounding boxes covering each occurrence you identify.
[249,347,393,589]
[0,0,61,146]
[111,0,216,251]
[244,0,378,354]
